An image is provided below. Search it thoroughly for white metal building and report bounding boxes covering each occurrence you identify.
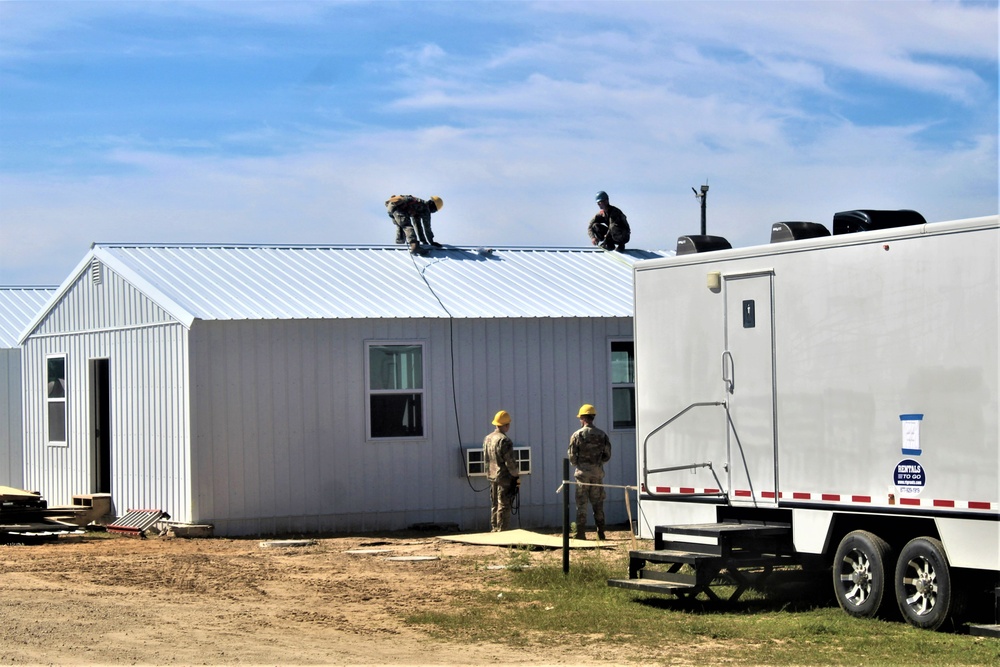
[1,286,57,489]
[19,244,668,536]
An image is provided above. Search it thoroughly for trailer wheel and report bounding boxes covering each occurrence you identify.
[833,530,893,618]
[895,537,953,631]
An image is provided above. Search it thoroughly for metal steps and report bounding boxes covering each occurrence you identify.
[608,520,797,601]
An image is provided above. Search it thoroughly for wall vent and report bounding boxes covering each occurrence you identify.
[465,447,532,476]
[90,258,103,285]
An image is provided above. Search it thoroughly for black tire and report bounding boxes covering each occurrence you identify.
[833,530,893,618]
[895,537,954,631]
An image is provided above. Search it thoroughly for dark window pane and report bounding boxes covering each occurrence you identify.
[370,393,423,438]
[612,386,635,429]
[47,357,66,398]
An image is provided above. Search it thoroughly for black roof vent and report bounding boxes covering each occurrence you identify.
[676,235,732,255]
[770,221,831,244]
[833,209,926,235]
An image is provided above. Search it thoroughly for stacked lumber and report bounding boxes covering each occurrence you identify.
[0,486,86,540]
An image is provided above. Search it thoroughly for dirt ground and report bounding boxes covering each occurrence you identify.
[0,526,651,666]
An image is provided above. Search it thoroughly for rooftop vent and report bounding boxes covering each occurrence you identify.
[833,209,926,235]
[676,235,732,255]
[770,221,831,244]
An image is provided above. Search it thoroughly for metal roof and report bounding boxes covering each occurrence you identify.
[0,287,56,347]
[79,243,672,324]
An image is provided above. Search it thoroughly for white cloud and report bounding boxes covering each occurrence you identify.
[0,1,995,284]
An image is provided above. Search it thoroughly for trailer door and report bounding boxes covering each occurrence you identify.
[724,271,777,506]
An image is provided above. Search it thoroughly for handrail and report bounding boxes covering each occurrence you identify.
[641,401,728,500]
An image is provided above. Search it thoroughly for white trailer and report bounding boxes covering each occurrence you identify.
[610,212,999,632]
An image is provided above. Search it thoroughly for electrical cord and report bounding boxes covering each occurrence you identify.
[410,253,489,493]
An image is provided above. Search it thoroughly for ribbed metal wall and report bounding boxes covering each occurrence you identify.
[0,349,24,488]
[0,287,54,489]
[20,252,642,536]
[21,266,192,521]
[189,315,636,536]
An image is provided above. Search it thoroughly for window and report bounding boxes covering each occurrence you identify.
[466,447,531,476]
[367,343,424,439]
[47,355,67,443]
[610,340,635,430]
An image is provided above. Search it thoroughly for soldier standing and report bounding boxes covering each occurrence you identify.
[587,191,630,251]
[567,404,612,540]
[483,410,520,532]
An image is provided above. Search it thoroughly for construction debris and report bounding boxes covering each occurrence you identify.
[0,486,90,541]
[106,509,170,537]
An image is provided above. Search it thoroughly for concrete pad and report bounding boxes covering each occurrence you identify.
[438,528,600,549]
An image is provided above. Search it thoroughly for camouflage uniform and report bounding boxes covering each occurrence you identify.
[484,430,520,532]
[385,195,437,248]
[587,204,630,251]
[567,423,612,538]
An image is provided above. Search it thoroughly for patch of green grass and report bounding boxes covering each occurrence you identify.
[408,548,1000,666]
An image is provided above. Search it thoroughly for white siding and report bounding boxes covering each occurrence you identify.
[189,316,636,535]
[21,266,192,520]
[0,349,24,488]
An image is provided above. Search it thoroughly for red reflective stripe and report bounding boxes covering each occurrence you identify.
[792,492,810,499]
[734,489,752,497]
[900,497,921,506]
[852,496,872,503]
[654,487,670,493]
[969,501,992,510]
[679,487,696,494]
[933,499,955,508]
[821,494,840,501]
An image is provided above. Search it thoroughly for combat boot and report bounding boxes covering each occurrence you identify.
[597,528,606,540]
[574,530,586,541]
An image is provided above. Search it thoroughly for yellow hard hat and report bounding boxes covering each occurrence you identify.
[492,410,511,426]
[429,195,444,211]
[578,404,597,417]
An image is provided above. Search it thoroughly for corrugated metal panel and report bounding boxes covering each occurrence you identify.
[1,348,25,488]
[188,315,637,535]
[93,244,671,322]
[0,287,55,348]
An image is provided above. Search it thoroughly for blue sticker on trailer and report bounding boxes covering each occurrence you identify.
[894,459,926,496]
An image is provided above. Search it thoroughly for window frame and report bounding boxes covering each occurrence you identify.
[46,354,68,446]
[608,338,636,431]
[365,340,427,441]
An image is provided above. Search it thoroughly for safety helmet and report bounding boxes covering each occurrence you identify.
[595,191,609,202]
[492,410,511,426]
[577,404,597,417]
[429,195,444,211]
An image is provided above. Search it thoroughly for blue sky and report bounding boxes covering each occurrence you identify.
[1,0,996,286]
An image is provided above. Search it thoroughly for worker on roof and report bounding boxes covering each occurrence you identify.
[587,191,631,252]
[483,410,520,532]
[568,403,612,540]
[384,195,444,255]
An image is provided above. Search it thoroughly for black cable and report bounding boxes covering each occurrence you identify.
[410,254,487,493]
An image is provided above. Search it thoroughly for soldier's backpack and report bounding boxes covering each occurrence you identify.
[385,194,418,213]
